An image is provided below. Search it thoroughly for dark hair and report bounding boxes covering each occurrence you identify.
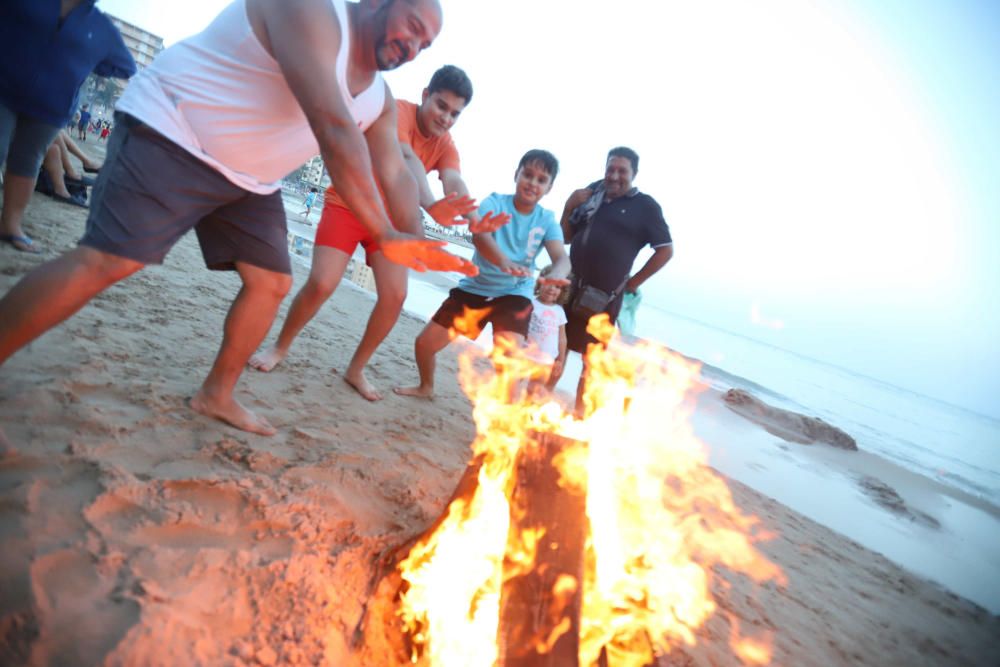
[310,187,318,193]
[607,146,639,175]
[518,149,559,183]
[428,65,473,105]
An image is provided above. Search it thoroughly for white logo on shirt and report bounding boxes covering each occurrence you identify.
[526,227,545,257]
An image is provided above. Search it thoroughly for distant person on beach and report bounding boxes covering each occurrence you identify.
[250,64,497,401]
[0,0,477,436]
[526,265,570,392]
[396,149,571,399]
[300,187,319,219]
[0,0,134,253]
[77,105,92,141]
[560,146,673,411]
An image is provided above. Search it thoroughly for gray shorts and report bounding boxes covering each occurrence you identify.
[0,102,62,178]
[79,113,291,274]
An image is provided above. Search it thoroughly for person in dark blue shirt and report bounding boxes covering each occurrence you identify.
[560,146,674,412]
[0,0,135,252]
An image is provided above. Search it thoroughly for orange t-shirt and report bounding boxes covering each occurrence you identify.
[324,99,461,209]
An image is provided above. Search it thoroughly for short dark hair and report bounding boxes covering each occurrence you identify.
[428,65,473,105]
[607,146,639,175]
[518,149,559,183]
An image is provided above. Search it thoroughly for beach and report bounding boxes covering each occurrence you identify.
[1,184,999,665]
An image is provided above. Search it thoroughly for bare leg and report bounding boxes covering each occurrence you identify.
[343,252,407,401]
[42,143,74,198]
[60,130,101,171]
[248,245,350,371]
[393,321,454,399]
[0,247,144,364]
[1,171,41,251]
[191,262,291,435]
[54,134,84,181]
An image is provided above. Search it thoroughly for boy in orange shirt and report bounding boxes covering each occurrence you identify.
[250,65,505,400]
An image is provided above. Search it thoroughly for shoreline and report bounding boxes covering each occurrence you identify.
[0,166,998,664]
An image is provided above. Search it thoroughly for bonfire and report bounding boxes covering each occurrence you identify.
[360,314,784,666]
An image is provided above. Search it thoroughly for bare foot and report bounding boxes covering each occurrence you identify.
[393,385,434,400]
[189,391,276,436]
[248,346,287,372]
[344,369,383,401]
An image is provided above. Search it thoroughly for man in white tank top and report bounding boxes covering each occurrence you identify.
[0,0,475,436]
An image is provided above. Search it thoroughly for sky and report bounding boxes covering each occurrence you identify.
[98,0,1000,418]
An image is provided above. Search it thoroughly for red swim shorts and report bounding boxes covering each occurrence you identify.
[314,203,380,264]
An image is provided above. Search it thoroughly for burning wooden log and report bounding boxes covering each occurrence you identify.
[497,431,587,666]
[353,431,588,666]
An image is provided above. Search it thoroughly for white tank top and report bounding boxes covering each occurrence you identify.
[116,0,385,194]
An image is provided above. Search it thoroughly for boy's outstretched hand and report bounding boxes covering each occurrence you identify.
[468,210,511,234]
[537,276,571,287]
[380,233,479,276]
[427,192,478,226]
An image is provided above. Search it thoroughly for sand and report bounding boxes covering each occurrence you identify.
[1,172,999,665]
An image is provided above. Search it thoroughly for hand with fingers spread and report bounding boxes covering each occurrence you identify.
[536,275,571,288]
[426,192,478,227]
[380,231,479,275]
[468,210,511,234]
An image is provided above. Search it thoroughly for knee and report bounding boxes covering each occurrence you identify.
[76,248,144,285]
[43,143,60,166]
[247,271,292,302]
[305,272,339,300]
[376,284,407,311]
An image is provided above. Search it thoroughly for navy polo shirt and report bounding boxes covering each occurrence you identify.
[569,182,672,295]
[0,0,136,126]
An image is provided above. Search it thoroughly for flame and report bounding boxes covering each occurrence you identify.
[396,313,784,665]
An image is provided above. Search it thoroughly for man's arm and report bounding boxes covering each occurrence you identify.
[93,33,136,79]
[367,97,424,236]
[252,0,394,241]
[560,188,593,243]
[401,142,438,209]
[250,0,472,273]
[625,245,673,293]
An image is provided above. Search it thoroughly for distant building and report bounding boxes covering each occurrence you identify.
[107,15,164,71]
[302,156,331,189]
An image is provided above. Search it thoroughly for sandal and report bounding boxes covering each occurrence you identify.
[65,174,96,187]
[0,234,41,253]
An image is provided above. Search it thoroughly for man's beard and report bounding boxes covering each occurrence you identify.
[372,1,410,71]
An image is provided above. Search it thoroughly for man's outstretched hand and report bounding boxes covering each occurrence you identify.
[427,192,478,227]
[381,234,478,276]
[468,210,511,234]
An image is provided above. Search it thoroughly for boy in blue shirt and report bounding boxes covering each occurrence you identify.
[396,149,571,398]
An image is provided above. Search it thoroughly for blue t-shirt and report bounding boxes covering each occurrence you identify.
[458,193,563,299]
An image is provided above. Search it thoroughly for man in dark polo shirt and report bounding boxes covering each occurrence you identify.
[560,146,673,409]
